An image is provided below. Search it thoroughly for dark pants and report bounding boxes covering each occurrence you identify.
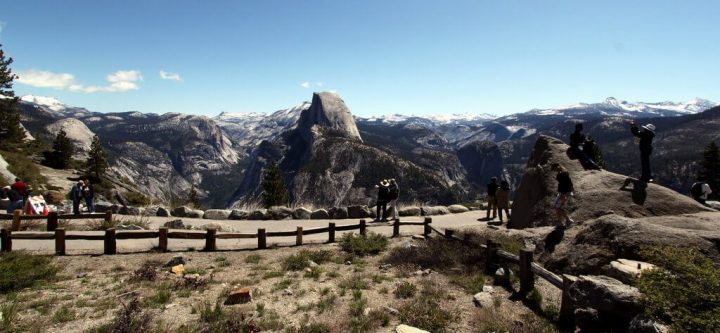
[85,197,95,213]
[498,208,511,222]
[486,196,497,218]
[376,201,387,220]
[640,150,652,181]
[571,146,600,170]
[73,199,81,214]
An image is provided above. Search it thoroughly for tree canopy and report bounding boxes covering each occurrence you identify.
[0,44,23,147]
[261,161,288,208]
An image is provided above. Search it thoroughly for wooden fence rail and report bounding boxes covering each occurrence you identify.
[0,210,112,232]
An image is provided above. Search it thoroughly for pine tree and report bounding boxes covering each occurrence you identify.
[188,186,201,208]
[261,161,288,208]
[0,44,23,147]
[47,129,74,168]
[699,141,719,200]
[86,135,108,182]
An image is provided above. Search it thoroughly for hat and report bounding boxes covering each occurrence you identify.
[642,124,655,132]
[2,186,9,190]
[380,179,389,187]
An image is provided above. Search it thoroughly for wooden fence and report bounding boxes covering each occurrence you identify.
[0,210,113,232]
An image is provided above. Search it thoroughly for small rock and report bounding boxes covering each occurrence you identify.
[163,219,185,229]
[184,273,201,281]
[422,269,431,275]
[384,306,399,315]
[171,264,185,276]
[396,324,430,333]
[473,292,494,308]
[76,272,90,278]
[308,260,319,268]
[414,270,424,276]
[628,313,670,333]
[494,267,511,285]
[411,235,425,240]
[282,289,293,296]
[115,224,144,230]
[304,268,312,273]
[345,261,352,265]
[380,264,393,270]
[224,287,252,305]
[482,285,494,293]
[363,307,371,316]
[164,255,186,267]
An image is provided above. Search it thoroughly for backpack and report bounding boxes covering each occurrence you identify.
[691,182,703,198]
[388,186,399,200]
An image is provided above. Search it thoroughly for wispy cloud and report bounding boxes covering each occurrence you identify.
[159,70,182,81]
[16,69,142,93]
[300,81,311,88]
[301,81,324,89]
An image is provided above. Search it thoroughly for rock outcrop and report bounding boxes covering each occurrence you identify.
[46,118,95,158]
[509,135,713,229]
[297,92,362,143]
[456,140,504,189]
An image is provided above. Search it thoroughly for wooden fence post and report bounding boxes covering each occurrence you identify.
[559,275,577,328]
[205,228,217,252]
[296,226,303,246]
[359,219,366,235]
[485,240,498,273]
[104,228,116,255]
[12,209,22,231]
[444,228,455,239]
[423,217,432,237]
[159,227,168,252]
[47,212,59,231]
[55,228,66,255]
[0,229,11,252]
[328,223,336,243]
[104,211,113,223]
[392,219,400,237]
[519,249,534,294]
[258,228,266,249]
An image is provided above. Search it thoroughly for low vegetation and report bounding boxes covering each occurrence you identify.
[397,281,456,332]
[282,249,333,271]
[0,251,59,293]
[339,232,388,257]
[637,246,720,332]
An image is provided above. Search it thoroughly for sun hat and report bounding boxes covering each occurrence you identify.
[380,179,389,187]
[642,124,656,132]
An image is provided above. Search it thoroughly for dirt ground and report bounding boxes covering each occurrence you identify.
[1,233,562,333]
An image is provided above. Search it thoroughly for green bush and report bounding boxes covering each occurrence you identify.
[282,249,333,271]
[124,191,150,206]
[636,246,720,332]
[0,251,59,293]
[398,293,456,332]
[339,232,388,257]
[393,281,417,299]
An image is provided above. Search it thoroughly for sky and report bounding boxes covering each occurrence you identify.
[1,0,719,117]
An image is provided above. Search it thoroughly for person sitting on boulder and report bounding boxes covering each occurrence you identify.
[387,179,399,220]
[630,121,655,182]
[551,163,574,226]
[569,123,601,170]
[486,177,499,220]
[374,179,390,222]
[691,180,713,206]
[496,180,511,223]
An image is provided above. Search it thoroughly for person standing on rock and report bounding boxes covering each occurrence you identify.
[551,163,574,226]
[83,179,95,213]
[374,179,390,222]
[630,121,655,182]
[496,180,511,223]
[387,179,400,220]
[569,123,601,170]
[486,177,499,220]
[71,180,84,214]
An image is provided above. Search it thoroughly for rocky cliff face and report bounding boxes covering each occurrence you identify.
[509,135,713,229]
[297,92,362,143]
[45,118,95,158]
[456,140,504,189]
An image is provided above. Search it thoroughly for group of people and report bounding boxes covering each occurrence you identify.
[1,178,30,213]
[374,178,399,222]
[484,177,511,222]
[71,179,95,214]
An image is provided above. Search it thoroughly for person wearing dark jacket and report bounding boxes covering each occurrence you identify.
[71,180,84,214]
[551,163,574,226]
[374,179,390,222]
[83,179,95,213]
[496,180,511,223]
[387,179,399,220]
[569,123,601,170]
[630,121,655,182]
[486,177,499,220]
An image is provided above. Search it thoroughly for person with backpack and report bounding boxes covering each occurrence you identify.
[630,121,656,182]
[71,180,84,214]
[486,177,499,220]
[374,179,390,222]
[691,180,713,206]
[569,123,601,170]
[387,179,399,220]
[5,185,22,214]
[496,180,511,223]
[551,163,574,227]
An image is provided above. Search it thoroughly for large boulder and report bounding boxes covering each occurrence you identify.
[94,201,116,213]
[172,206,193,217]
[328,206,348,219]
[447,204,470,213]
[143,206,159,217]
[43,190,65,205]
[546,213,720,274]
[120,206,143,216]
[399,206,421,216]
[292,207,312,220]
[203,209,232,220]
[568,275,643,327]
[509,135,713,229]
[347,205,373,219]
[248,209,268,220]
[156,206,170,217]
[229,209,249,220]
[187,209,204,218]
[421,206,450,216]
[268,206,294,220]
[311,209,330,219]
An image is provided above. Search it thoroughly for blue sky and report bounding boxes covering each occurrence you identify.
[2,0,719,117]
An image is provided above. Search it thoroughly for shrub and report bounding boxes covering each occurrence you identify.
[0,251,59,293]
[636,246,720,332]
[282,249,333,271]
[398,295,455,332]
[383,236,485,272]
[340,232,388,257]
[394,281,417,299]
[89,298,154,333]
[124,191,150,206]
[52,305,75,323]
[244,254,262,264]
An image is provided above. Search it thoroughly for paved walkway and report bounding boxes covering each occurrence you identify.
[10,210,493,255]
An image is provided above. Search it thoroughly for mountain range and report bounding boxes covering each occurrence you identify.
[12,93,719,208]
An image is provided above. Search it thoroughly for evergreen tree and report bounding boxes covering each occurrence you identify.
[45,129,74,168]
[86,135,108,182]
[261,161,288,208]
[188,186,201,208]
[699,141,720,200]
[0,44,23,147]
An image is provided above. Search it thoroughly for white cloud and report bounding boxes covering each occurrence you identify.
[159,70,182,81]
[16,70,76,89]
[17,69,142,93]
[300,81,311,88]
[301,81,325,89]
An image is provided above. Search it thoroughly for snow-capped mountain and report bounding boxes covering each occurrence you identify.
[518,97,717,118]
[213,102,311,150]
